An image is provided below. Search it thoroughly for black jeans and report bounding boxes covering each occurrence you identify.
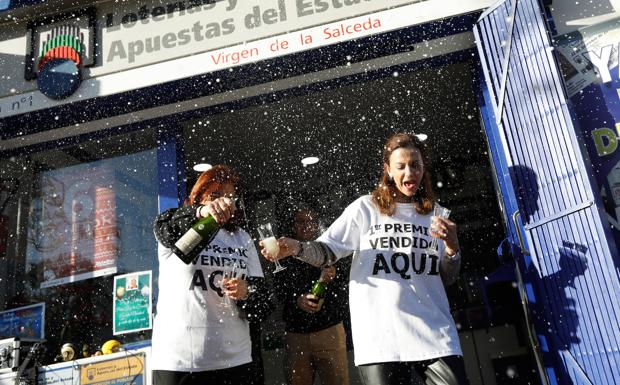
[358,356,469,385]
[152,363,253,385]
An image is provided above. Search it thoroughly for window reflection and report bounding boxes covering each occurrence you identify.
[0,129,158,362]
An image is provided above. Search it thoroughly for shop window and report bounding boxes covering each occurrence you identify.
[0,128,158,363]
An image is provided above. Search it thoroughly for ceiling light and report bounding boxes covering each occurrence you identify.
[193,163,212,172]
[415,133,428,141]
[301,157,319,167]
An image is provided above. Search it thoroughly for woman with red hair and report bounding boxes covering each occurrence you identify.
[262,133,468,385]
[151,165,270,385]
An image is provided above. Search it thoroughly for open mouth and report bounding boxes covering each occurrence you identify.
[403,181,416,190]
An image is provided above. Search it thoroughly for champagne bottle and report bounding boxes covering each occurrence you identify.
[173,210,220,264]
[309,269,328,307]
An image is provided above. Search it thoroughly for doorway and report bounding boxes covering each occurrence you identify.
[180,58,537,384]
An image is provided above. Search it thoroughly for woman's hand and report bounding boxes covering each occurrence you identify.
[430,216,460,257]
[259,237,299,261]
[200,197,235,224]
[222,277,248,301]
[297,293,321,313]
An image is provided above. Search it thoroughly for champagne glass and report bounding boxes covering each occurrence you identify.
[258,223,286,273]
[426,203,451,255]
[220,262,238,309]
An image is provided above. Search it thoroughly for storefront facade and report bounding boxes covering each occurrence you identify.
[1,0,619,384]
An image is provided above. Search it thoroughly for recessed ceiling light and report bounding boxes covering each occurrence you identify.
[415,133,428,141]
[301,157,319,166]
[193,163,212,172]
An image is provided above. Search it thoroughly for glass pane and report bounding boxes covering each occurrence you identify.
[0,128,158,362]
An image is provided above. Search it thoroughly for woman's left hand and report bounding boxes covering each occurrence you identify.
[223,277,248,300]
[430,216,460,256]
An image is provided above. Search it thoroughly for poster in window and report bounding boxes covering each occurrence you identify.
[26,165,118,288]
[113,271,152,335]
[0,302,45,340]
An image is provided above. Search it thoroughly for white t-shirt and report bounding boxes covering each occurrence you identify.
[151,228,264,372]
[317,195,462,365]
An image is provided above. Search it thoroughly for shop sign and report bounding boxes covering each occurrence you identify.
[556,18,620,249]
[99,0,486,70]
[0,0,492,119]
[112,271,152,335]
[24,8,97,100]
[79,353,145,385]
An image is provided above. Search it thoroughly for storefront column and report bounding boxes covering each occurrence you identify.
[156,125,186,213]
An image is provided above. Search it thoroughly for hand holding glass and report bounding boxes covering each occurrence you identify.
[220,263,238,308]
[426,203,451,254]
[258,223,286,273]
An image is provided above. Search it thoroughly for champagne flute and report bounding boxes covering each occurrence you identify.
[258,223,286,273]
[220,262,238,309]
[426,203,451,255]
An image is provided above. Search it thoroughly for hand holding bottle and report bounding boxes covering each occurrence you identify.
[198,197,235,224]
[298,293,322,313]
[173,198,234,265]
[298,267,331,313]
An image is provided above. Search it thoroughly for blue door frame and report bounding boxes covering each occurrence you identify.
[475,0,620,384]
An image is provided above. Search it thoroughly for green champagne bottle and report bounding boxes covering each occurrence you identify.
[173,213,220,264]
[309,270,327,306]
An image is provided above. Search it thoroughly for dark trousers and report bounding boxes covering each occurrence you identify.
[358,356,469,385]
[152,363,253,385]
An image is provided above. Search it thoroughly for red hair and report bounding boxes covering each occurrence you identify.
[371,132,435,216]
[185,165,240,206]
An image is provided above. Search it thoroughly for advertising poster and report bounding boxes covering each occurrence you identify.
[26,164,119,288]
[79,353,145,385]
[555,19,620,249]
[113,271,152,335]
[0,303,45,339]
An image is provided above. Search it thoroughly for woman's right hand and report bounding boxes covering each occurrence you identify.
[199,197,235,224]
[259,237,299,261]
[297,293,321,313]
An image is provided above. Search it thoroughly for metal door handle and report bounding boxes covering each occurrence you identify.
[512,210,530,256]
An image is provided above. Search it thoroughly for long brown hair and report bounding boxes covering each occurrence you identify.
[185,165,240,206]
[371,132,435,216]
